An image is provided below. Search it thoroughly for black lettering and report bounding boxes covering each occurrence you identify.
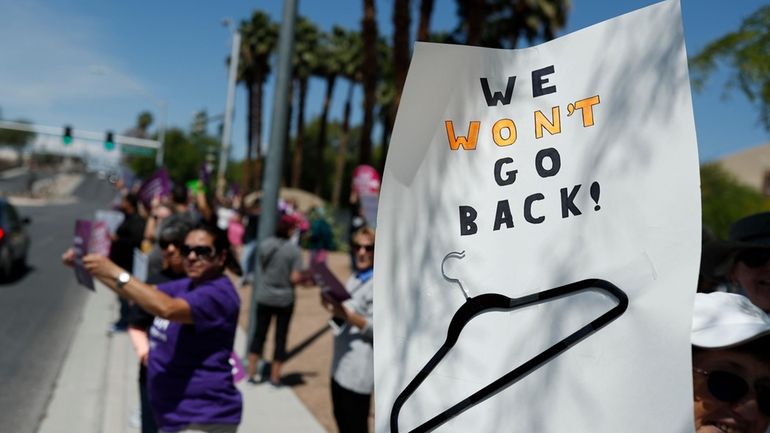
[524,193,545,224]
[494,157,518,186]
[480,76,517,106]
[460,206,478,236]
[532,65,556,97]
[560,185,582,218]
[535,148,561,178]
[493,200,514,231]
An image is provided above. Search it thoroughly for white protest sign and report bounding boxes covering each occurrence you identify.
[374,1,700,432]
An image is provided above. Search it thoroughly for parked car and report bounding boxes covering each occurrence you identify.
[0,199,30,278]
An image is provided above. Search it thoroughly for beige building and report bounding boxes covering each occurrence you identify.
[716,142,770,195]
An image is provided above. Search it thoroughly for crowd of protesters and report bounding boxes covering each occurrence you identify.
[62,172,375,433]
[59,168,770,433]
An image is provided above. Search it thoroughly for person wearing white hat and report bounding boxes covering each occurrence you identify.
[691,292,770,433]
[701,212,770,312]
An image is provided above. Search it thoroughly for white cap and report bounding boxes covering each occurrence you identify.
[692,292,770,349]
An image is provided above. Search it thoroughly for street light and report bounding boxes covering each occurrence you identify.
[217,19,241,197]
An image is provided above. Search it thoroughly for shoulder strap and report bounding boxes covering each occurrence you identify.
[260,240,285,270]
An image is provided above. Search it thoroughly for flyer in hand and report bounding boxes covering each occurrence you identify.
[310,262,351,303]
[73,220,95,290]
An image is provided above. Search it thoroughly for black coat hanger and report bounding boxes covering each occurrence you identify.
[389,251,628,433]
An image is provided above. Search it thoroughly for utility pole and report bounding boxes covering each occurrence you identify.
[217,25,241,197]
[246,0,298,354]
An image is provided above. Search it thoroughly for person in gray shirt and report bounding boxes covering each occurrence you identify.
[246,215,303,386]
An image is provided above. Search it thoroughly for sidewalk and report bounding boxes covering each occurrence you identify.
[37,281,326,433]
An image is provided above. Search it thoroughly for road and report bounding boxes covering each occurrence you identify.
[0,173,116,433]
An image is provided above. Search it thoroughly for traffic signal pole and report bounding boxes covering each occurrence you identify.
[246,0,298,355]
[0,120,160,149]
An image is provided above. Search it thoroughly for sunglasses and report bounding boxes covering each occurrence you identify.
[694,368,770,416]
[180,244,216,259]
[158,239,181,250]
[351,242,374,252]
[737,249,770,268]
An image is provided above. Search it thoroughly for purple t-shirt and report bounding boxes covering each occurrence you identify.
[148,275,242,431]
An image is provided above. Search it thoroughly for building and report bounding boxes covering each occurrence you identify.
[715,142,770,196]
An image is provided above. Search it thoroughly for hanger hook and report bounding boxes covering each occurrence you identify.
[441,250,470,300]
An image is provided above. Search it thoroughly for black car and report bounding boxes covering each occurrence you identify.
[0,199,30,278]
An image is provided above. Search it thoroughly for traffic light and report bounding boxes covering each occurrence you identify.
[191,111,207,135]
[104,131,115,150]
[62,125,73,145]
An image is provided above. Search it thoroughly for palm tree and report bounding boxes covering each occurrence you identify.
[312,26,348,197]
[456,0,486,45]
[237,11,278,191]
[417,0,436,41]
[456,0,570,48]
[391,0,411,143]
[376,39,395,171]
[331,30,364,208]
[360,0,378,165]
[290,16,320,189]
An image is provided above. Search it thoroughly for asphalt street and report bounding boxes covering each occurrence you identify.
[0,173,116,433]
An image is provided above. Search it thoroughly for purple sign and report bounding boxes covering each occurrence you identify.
[310,262,350,303]
[89,221,111,257]
[73,220,95,290]
[137,168,171,210]
[199,163,211,187]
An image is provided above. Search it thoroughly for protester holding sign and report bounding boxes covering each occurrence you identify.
[127,215,193,433]
[62,223,243,433]
[691,292,770,433]
[324,227,376,433]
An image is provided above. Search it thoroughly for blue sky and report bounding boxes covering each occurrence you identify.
[0,0,766,164]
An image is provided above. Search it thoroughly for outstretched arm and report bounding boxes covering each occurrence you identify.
[81,254,193,324]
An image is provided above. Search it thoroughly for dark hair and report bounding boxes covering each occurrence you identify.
[159,215,194,245]
[276,215,294,239]
[124,193,139,211]
[172,184,188,204]
[189,223,242,276]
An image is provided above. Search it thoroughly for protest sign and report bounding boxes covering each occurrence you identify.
[73,220,95,290]
[375,1,700,432]
[94,209,124,235]
[137,168,171,210]
[310,262,351,304]
[353,164,381,228]
[132,248,148,283]
[72,220,113,290]
[89,221,111,257]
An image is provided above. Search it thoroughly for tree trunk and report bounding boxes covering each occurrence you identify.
[417,0,435,41]
[332,82,355,208]
[393,0,411,121]
[379,110,393,172]
[315,74,337,198]
[360,0,378,165]
[466,0,485,46]
[291,78,308,188]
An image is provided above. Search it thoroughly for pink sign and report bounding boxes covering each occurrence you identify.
[352,165,381,196]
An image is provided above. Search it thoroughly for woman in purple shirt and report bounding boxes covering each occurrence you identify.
[64,223,243,433]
